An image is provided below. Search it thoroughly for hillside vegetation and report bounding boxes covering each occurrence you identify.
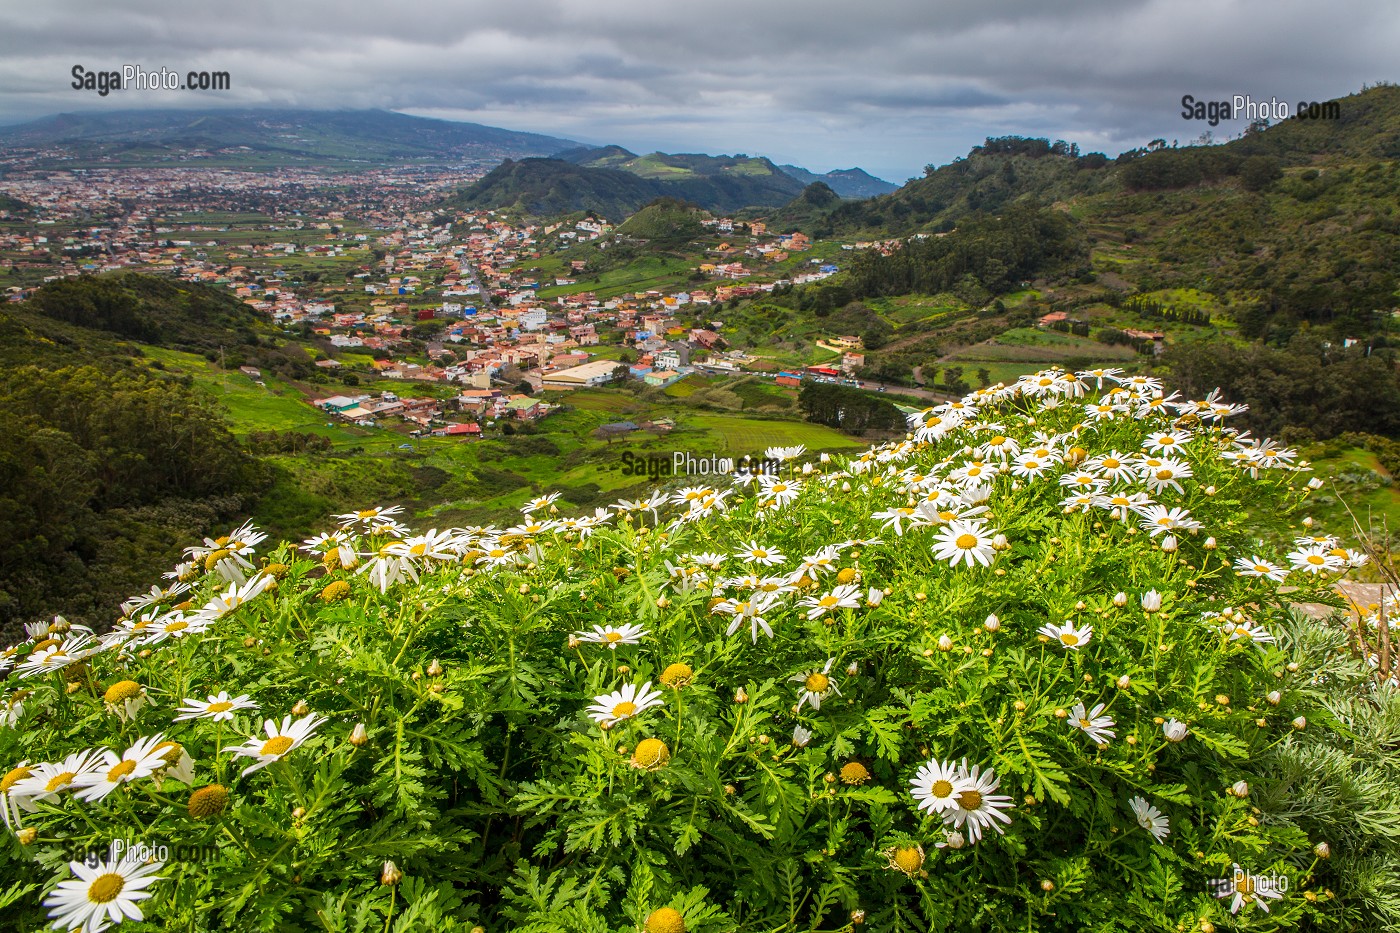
[2,373,1397,931]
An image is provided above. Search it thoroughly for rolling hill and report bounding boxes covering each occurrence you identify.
[0,109,579,169]
[449,146,813,218]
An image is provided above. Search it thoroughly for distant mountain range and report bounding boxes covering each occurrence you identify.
[776,164,897,198]
[442,145,896,219]
[0,108,580,168]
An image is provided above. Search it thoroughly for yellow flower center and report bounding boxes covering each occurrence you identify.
[955,534,978,549]
[45,770,77,792]
[1254,564,1270,573]
[1155,469,1173,480]
[88,872,125,904]
[2,766,33,793]
[153,741,183,764]
[611,701,638,719]
[1307,555,1324,565]
[1079,718,1092,728]
[103,680,142,704]
[163,620,189,633]
[805,673,830,693]
[930,779,953,798]
[106,760,137,782]
[893,846,924,873]
[1060,633,1080,646]
[410,543,427,556]
[603,631,624,643]
[990,435,1006,446]
[1103,458,1119,469]
[956,789,983,810]
[259,735,295,757]
[207,701,233,713]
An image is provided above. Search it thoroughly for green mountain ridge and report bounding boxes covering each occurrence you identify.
[0,108,580,168]
[449,147,813,218]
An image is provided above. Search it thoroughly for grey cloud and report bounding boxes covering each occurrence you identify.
[0,0,1394,180]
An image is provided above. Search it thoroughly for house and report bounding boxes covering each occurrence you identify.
[841,352,865,373]
[317,395,363,413]
[238,366,262,379]
[433,422,482,438]
[504,397,547,420]
[644,369,682,388]
[776,371,803,388]
[541,359,622,389]
[829,335,864,350]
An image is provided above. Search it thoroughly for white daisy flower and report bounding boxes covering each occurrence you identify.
[585,682,663,728]
[10,749,104,806]
[1233,556,1288,582]
[942,762,1015,844]
[735,540,785,566]
[574,623,648,649]
[72,735,171,802]
[909,757,972,815]
[1129,795,1171,842]
[1069,701,1116,745]
[1286,546,1343,575]
[931,520,998,568]
[227,713,327,776]
[798,585,862,620]
[1038,621,1093,650]
[791,659,841,711]
[43,849,165,933]
[713,594,779,642]
[173,692,258,723]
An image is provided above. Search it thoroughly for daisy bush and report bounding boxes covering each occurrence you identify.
[1,369,1396,933]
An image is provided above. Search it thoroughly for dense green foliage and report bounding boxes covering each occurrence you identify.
[797,381,905,434]
[1,375,1395,932]
[0,364,263,637]
[1161,337,1400,441]
[24,273,267,352]
[843,206,1088,300]
[614,199,709,249]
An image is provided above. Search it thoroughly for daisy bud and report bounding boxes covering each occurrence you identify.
[841,481,851,492]
[292,699,310,716]
[16,827,36,845]
[942,830,965,849]
[380,860,403,886]
[1141,590,1162,613]
[1054,708,1068,719]
[1266,690,1281,705]
[567,635,582,649]
[983,614,1000,632]
[1013,700,1026,712]
[427,660,443,677]
[1231,780,1249,798]
[851,909,866,925]
[1040,880,1055,892]
[846,661,859,676]
[1126,735,1137,745]
[1113,592,1128,607]
[993,533,1009,550]
[1162,719,1188,742]
[1116,674,1131,689]
[1215,694,1230,706]
[1307,477,1324,490]
[1160,535,1178,553]
[937,635,953,652]
[1074,601,1086,611]
[292,807,306,820]
[1302,516,1315,528]
[616,665,631,675]
[1200,923,1215,933]
[1204,485,1216,496]
[1314,841,1331,858]
[349,723,368,747]
[1204,537,1217,550]
[1286,662,1300,673]
[866,587,884,606]
[655,596,670,609]
[733,687,748,704]
[1292,716,1307,730]
[820,452,830,463]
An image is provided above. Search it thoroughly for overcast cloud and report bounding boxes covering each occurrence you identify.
[0,0,1394,180]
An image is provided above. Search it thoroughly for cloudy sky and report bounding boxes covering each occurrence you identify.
[1,0,1394,181]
